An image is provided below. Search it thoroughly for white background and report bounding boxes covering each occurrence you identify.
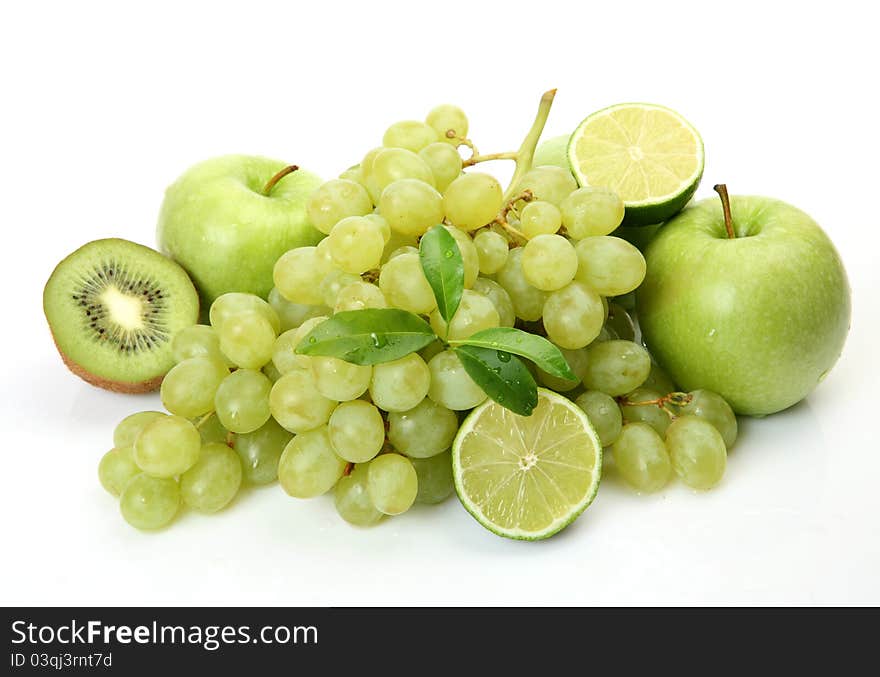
[1,1,878,605]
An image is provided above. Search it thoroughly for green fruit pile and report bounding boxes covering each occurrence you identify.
[45,90,849,539]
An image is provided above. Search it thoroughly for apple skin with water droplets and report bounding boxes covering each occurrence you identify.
[636,194,850,416]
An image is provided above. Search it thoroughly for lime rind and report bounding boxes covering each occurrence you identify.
[567,103,704,226]
[452,388,602,541]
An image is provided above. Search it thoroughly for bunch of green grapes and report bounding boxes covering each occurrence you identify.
[100,101,736,530]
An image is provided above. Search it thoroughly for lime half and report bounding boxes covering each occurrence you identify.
[568,103,704,226]
[452,388,602,540]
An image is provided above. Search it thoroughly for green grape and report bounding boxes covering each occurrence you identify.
[427,349,488,410]
[605,303,635,342]
[160,355,229,418]
[574,391,622,447]
[495,248,547,321]
[195,413,228,444]
[277,426,346,498]
[574,236,647,296]
[429,289,499,340]
[312,356,372,401]
[119,474,180,530]
[233,418,293,485]
[472,278,515,327]
[419,142,462,192]
[666,415,727,490]
[320,269,362,308]
[272,329,314,375]
[514,166,577,206]
[133,415,201,478]
[521,234,579,291]
[536,346,588,392]
[641,362,677,395]
[383,119,439,152]
[412,451,454,504]
[270,369,338,433]
[334,281,387,312]
[370,353,431,412]
[371,147,435,192]
[217,311,276,369]
[620,388,671,436]
[338,165,364,185]
[679,390,738,449]
[520,200,562,238]
[306,178,373,235]
[379,179,444,237]
[214,369,272,434]
[291,315,329,346]
[426,104,468,143]
[444,225,479,288]
[443,173,502,231]
[327,216,385,274]
[583,340,652,396]
[268,286,329,332]
[560,187,625,239]
[180,442,242,513]
[171,324,225,364]
[98,446,139,497]
[209,292,281,334]
[388,398,458,459]
[612,422,672,493]
[378,251,437,314]
[367,453,418,515]
[473,230,509,275]
[334,463,384,526]
[328,400,385,463]
[364,213,392,243]
[273,246,334,306]
[543,281,605,349]
[113,411,165,448]
[380,230,419,263]
[360,146,384,177]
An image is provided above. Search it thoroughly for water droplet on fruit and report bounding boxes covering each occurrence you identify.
[370,333,380,347]
[308,336,317,344]
[496,351,511,362]
[707,328,717,338]
[492,367,502,375]
[444,249,454,258]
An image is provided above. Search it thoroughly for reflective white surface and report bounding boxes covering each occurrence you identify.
[1,0,877,605]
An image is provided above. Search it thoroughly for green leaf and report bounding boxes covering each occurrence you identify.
[296,309,436,365]
[419,225,464,326]
[454,345,538,416]
[452,327,577,381]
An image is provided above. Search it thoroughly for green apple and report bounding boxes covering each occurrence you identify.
[636,187,850,416]
[157,155,323,307]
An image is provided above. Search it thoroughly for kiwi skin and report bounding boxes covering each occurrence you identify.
[43,238,200,393]
[51,335,165,393]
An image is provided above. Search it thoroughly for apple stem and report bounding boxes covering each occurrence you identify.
[263,165,299,196]
[713,183,736,239]
[502,88,557,202]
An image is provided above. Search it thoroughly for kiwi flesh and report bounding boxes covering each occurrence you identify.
[43,238,200,393]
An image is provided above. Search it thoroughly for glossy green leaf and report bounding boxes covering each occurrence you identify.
[296,309,436,365]
[452,327,578,381]
[419,225,464,325]
[454,345,538,416]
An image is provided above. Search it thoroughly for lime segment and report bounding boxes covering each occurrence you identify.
[452,388,602,540]
[568,103,704,226]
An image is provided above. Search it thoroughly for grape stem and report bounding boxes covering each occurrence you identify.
[194,412,215,429]
[492,190,535,242]
[263,165,299,196]
[342,462,353,477]
[502,88,557,202]
[616,391,693,419]
[713,183,736,239]
[462,151,518,168]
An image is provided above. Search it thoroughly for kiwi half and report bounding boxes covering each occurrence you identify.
[43,238,199,393]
